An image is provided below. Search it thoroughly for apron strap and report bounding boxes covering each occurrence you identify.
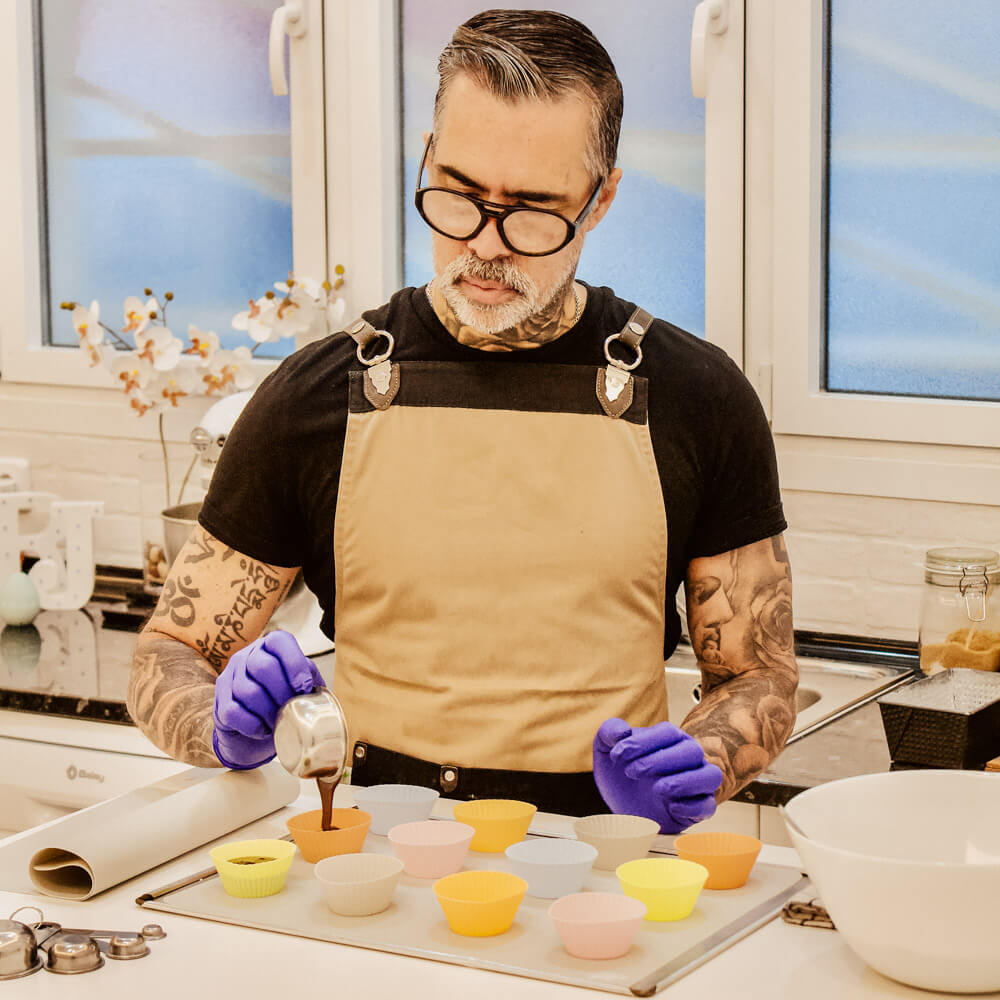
[344,317,400,409]
[597,306,654,419]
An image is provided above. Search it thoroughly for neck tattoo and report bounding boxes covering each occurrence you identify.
[425,279,585,352]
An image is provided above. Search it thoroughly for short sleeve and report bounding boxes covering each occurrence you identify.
[197,368,303,568]
[687,363,787,559]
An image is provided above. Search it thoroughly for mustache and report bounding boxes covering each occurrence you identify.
[443,254,537,299]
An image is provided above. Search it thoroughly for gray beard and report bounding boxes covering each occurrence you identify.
[438,252,579,337]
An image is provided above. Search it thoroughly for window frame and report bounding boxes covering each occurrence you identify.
[746,0,1000,454]
[0,0,328,391]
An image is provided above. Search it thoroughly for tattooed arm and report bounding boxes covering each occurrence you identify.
[126,526,298,765]
[680,534,798,802]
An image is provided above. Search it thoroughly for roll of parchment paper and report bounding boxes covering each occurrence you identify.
[0,762,298,899]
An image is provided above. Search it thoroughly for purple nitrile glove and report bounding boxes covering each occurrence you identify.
[212,630,326,770]
[593,718,724,834]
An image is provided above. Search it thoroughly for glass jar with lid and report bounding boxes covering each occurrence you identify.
[919,547,1000,674]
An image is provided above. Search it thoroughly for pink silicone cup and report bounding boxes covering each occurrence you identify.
[388,820,475,878]
[548,892,647,960]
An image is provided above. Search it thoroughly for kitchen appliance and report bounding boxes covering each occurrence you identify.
[184,391,332,657]
[0,608,190,840]
[877,667,1000,769]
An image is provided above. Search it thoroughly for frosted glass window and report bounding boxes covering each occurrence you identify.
[38,0,294,359]
[401,1,706,336]
[826,0,1000,401]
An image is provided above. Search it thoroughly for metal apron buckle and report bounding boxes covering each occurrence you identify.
[439,764,460,794]
[596,307,653,418]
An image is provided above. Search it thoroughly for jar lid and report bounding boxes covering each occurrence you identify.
[925,547,1000,585]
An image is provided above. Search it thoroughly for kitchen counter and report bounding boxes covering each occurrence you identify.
[2,785,992,1000]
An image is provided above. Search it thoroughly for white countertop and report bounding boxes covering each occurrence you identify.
[3,786,994,1000]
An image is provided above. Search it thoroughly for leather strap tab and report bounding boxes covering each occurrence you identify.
[344,317,380,351]
[596,367,635,418]
[617,307,654,350]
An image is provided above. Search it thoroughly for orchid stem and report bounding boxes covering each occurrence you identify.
[158,412,171,508]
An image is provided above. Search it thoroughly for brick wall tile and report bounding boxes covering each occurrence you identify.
[785,531,866,579]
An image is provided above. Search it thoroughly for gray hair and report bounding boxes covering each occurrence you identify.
[433,9,623,183]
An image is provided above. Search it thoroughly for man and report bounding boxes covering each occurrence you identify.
[127,9,797,833]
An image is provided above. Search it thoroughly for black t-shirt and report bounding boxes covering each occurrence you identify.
[200,283,787,658]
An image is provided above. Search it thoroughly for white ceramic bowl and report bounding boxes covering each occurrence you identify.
[314,853,404,916]
[504,838,598,898]
[350,784,440,836]
[784,770,1000,993]
[573,814,659,871]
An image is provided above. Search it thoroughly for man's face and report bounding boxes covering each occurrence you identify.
[427,73,619,334]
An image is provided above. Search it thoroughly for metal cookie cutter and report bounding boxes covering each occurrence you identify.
[780,898,836,930]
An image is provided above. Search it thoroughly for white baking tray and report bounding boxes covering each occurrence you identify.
[138,825,806,996]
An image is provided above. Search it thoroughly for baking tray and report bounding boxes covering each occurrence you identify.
[137,828,806,996]
[878,668,1000,769]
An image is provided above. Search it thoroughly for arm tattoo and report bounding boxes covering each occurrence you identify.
[126,632,219,767]
[195,554,290,671]
[131,527,299,760]
[682,535,798,802]
[427,278,583,351]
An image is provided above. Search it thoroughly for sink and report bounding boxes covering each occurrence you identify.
[664,646,912,742]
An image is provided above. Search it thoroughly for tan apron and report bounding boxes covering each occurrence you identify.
[333,307,669,775]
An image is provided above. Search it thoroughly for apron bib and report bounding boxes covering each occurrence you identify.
[333,310,669,774]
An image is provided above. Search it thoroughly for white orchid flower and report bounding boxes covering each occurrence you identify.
[202,346,255,394]
[72,300,102,345]
[109,354,156,393]
[125,382,159,417]
[155,367,198,407]
[122,296,158,336]
[135,325,184,371]
[232,295,278,343]
[185,325,220,363]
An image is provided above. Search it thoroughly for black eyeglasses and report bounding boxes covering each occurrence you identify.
[414,135,605,257]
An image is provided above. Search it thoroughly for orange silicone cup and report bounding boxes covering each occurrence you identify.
[285,808,373,864]
[672,831,762,889]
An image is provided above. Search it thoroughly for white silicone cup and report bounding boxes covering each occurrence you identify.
[504,837,598,898]
[314,852,404,916]
[350,784,440,836]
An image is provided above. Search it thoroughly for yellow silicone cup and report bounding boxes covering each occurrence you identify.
[210,838,296,899]
[451,799,537,853]
[616,857,708,921]
[433,870,528,937]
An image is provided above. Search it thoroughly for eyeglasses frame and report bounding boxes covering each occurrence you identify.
[413,135,605,258]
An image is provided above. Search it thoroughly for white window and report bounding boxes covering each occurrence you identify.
[333,0,744,359]
[746,0,1000,502]
[0,0,327,390]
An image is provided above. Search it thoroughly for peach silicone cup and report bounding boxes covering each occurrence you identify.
[451,799,537,853]
[210,838,296,899]
[433,870,528,937]
[285,808,372,863]
[573,814,660,871]
[673,831,763,890]
[387,820,475,878]
[548,892,647,960]
[314,852,404,916]
[616,857,709,921]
